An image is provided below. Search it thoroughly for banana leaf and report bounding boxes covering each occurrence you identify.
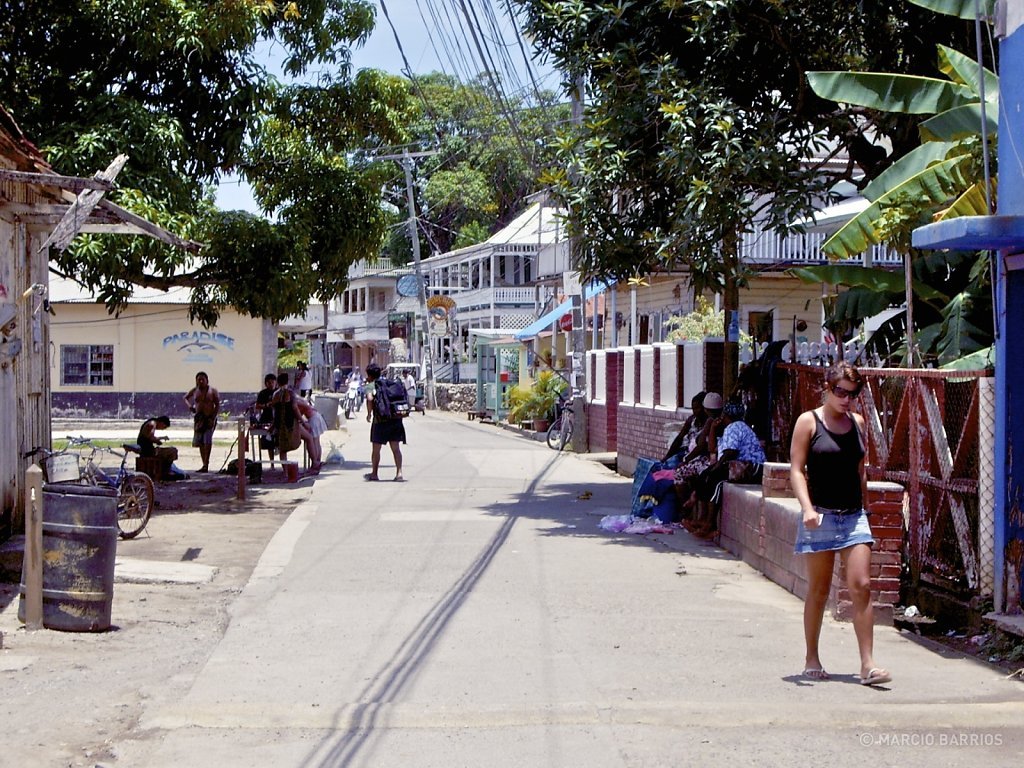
[832,286,897,322]
[909,0,995,20]
[788,264,948,302]
[937,45,999,99]
[933,181,992,220]
[807,72,976,114]
[861,141,956,202]
[935,292,988,363]
[822,155,973,259]
[919,103,997,141]
[939,345,994,371]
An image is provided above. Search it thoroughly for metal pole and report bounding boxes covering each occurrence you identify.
[401,153,436,409]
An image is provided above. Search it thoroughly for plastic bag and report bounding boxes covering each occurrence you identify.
[323,443,345,465]
[598,514,633,533]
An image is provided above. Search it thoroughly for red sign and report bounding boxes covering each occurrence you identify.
[558,312,573,332]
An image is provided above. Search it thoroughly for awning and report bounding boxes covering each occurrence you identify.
[514,281,611,340]
[791,197,870,233]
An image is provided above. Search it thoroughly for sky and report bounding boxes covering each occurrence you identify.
[214,0,561,214]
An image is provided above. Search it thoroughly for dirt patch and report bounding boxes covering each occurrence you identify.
[0,440,328,765]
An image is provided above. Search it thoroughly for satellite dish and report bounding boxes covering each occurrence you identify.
[396,274,421,297]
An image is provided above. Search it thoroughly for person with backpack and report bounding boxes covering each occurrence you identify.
[364,363,406,481]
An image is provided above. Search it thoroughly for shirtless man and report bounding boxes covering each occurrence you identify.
[183,371,220,472]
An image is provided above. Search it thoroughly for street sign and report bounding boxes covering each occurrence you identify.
[396,274,421,297]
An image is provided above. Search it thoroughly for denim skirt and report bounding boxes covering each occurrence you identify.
[794,507,875,554]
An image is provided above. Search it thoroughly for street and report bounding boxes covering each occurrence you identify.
[3,412,1023,767]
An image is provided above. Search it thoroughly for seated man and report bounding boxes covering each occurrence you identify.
[137,416,179,480]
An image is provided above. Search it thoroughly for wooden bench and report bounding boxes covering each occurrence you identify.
[467,410,488,421]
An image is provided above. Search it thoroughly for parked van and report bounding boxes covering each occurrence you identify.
[384,362,426,413]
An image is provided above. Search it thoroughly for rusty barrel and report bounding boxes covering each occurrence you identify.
[19,484,118,631]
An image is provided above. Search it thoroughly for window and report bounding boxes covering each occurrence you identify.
[61,345,114,386]
[748,310,775,343]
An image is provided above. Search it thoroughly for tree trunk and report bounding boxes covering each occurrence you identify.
[722,230,740,400]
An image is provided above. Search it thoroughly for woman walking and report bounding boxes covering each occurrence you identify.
[790,363,891,686]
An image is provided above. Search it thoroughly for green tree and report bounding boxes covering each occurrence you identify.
[0,0,416,324]
[517,0,975,390]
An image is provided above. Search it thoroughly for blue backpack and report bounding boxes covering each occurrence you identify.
[374,378,411,420]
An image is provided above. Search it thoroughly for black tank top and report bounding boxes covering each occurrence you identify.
[806,411,864,510]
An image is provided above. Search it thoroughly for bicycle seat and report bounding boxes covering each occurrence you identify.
[122,443,142,453]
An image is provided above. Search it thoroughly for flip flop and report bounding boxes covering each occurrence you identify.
[802,667,829,681]
[363,473,379,481]
[860,668,892,686]
[393,477,405,482]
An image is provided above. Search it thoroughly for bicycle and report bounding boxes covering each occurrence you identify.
[26,437,155,539]
[546,397,575,451]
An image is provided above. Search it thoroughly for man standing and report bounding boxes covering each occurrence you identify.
[402,369,417,411]
[295,362,312,399]
[183,371,220,472]
[332,365,343,392]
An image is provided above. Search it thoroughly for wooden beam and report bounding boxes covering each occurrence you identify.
[39,154,127,252]
[96,198,202,252]
[0,167,114,192]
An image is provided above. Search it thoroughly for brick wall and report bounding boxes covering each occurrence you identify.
[720,471,905,625]
[588,352,622,453]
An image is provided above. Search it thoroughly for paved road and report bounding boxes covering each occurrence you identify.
[17,412,1024,766]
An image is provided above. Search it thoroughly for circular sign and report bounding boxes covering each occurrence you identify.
[396,274,421,297]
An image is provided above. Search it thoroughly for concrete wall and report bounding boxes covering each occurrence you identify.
[718,462,905,624]
[50,302,272,418]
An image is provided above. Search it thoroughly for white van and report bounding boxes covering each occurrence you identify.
[384,362,426,413]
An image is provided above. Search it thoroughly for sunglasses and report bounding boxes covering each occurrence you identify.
[831,384,861,400]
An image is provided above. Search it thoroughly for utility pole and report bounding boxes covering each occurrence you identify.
[373,150,439,408]
[569,75,587,450]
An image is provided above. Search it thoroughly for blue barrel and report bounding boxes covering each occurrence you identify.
[19,484,118,632]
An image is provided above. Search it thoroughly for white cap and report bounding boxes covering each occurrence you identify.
[703,392,723,410]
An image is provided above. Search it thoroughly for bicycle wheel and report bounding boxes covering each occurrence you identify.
[117,472,154,539]
[560,416,574,451]
[546,418,564,450]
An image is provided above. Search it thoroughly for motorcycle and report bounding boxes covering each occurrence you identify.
[344,381,360,419]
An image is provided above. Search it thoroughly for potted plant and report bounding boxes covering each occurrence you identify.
[506,383,534,429]
[528,371,566,432]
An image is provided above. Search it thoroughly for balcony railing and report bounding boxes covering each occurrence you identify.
[740,229,900,265]
[347,258,398,280]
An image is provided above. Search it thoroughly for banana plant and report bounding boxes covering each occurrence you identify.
[805,44,997,260]
[793,0,997,367]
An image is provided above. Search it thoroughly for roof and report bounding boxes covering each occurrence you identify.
[790,197,870,233]
[421,202,566,265]
[48,274,193,304]
[514,281,611,340]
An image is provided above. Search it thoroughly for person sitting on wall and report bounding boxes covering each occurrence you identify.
[672,392,724,515]
[688,400,766,534]
[664,391,708,461]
